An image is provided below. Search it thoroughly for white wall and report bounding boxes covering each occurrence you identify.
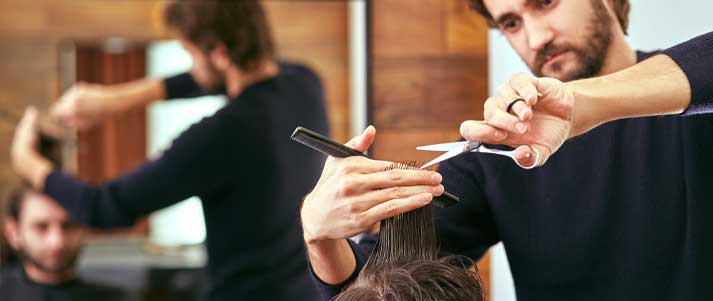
[145,40,226,247]
[487,1,713,300]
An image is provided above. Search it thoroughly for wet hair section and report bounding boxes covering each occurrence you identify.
[335,163,484,301]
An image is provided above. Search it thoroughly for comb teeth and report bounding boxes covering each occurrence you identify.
[386,162,419,171]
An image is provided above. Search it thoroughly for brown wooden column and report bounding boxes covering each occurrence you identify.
[74,42,148,236]
[368,0,492,296]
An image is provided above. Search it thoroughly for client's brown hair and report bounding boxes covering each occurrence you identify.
[335,164,484,301]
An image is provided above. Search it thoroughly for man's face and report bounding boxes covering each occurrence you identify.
[10,192,84,275]
[483,0,613,81]
[180,39,225,91]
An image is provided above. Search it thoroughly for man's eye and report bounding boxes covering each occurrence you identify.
[538,0,553,9]
[502,19,521,32]
[34,223,49,232]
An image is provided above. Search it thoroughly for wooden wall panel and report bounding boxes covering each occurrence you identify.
[0,39,56,117]
[0,0,349,252]
[446,0,490,56]
[370,0,491,297]
[372,57,487,129]
[45,1,159,40]
[372,0,444,57]
[265,1,349,141]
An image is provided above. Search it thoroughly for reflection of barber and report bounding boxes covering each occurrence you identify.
[11,2,327,300]
[303,1,713,299]
[1,184,130,301]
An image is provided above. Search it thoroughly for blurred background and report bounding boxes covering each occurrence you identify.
[0,1,486,299]
[0,0,710,300]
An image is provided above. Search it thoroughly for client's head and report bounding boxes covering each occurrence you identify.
[336,257,483,300]
[335,164,484,301]
[3,182,85,284]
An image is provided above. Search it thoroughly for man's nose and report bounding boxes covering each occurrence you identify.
[46,226,66,249]
[525,17,554,51]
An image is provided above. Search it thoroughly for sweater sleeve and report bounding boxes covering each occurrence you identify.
[43,111,236,228]
[163,73,226,100]
[309,236,376,300]
[662,31,713,116]
[435,154,499,260]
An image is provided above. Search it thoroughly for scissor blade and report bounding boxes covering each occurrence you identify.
[416,141,466,152]
[420,146,467,169]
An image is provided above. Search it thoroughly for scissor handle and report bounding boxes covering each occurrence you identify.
[479,145,539,170]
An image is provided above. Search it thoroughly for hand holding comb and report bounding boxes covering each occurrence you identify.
[290,127,459,208]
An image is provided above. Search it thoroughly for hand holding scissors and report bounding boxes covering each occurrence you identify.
[457,73,575,168]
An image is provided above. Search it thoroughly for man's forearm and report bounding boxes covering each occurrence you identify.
[568,54,691,137]
[307,239,357,285]
[107,77,166,113]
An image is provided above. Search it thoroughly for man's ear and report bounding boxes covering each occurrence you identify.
[209,43,232,71]
[4,218,21,250]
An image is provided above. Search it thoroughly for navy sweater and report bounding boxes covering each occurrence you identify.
[0,265,130,301]
[44,63,329,300]
[314,32,713,300]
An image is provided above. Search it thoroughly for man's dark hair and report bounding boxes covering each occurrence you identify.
[2,182,33,264]
[163,0,276,72]
[335,164,484,301]
[4,133,61,221]
[5,182,34,221]
[468,0,631,35]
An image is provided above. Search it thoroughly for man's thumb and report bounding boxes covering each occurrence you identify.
[345,125,376,152]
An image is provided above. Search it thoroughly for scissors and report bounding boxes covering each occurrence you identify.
[417,141,539,169]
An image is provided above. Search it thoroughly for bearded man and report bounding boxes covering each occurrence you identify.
[301,1,713,300]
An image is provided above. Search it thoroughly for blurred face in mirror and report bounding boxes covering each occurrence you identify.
[483,0,614,81]
[180,38,225,92]
[5,191,84,282]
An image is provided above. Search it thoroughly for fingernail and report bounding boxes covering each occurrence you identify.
[422,193,433,204]
[516,122,527,133]
[519,110,528,121]
[431,173,442,183]
[527,92,537,102]
[433,185,444,194]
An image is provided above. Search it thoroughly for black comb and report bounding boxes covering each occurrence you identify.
[290,127,459,208]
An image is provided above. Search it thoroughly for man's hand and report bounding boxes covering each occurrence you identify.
[52,82,122,130]
[300,126,444,244]
[301,126,444,284]
[11,107,52,189]
[460,73,575,167]
[52,78,164,131]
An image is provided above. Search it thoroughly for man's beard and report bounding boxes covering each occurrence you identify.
[531,0,613,81]
[18,248,79,275]
[201,61,227,93]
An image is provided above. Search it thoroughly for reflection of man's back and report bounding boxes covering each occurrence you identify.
[1,183,129,301]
